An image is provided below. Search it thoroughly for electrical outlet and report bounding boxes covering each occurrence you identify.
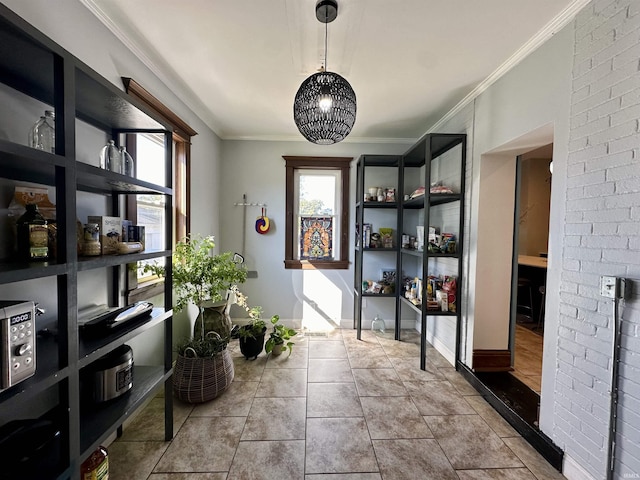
[600,276,617,298]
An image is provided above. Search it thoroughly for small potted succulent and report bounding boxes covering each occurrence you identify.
[265,315,296,357]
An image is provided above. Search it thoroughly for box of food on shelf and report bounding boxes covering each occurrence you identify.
[87,215,122,255]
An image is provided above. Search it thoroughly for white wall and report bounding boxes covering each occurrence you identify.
[219,140,408,326]
[1,0,224,361]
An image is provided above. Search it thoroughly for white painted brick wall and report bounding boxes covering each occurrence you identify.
[559,1,640,478]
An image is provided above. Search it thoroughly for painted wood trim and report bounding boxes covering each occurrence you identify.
[472,349,513,372]
[123,77,198,138]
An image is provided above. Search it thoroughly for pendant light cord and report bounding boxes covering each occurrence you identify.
[324,11,328,71]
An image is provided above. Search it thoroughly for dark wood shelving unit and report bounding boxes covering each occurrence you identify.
[354,154,402,339]
[399,133,466,370]
[0,5,174,478]
[354,135,466,372]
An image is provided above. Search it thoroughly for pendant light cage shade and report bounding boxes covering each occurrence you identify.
[293,71,357,145]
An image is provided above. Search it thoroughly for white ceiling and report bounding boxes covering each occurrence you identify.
[82,0,586,143]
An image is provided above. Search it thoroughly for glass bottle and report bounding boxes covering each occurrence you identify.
[99,140,120,173]
[28,110,55,153]
[120,146,135,177]
[16,203,49,261]
[81,445,109,480]
[371,314,386,333]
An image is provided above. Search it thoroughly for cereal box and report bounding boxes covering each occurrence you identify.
[87,215,122,255]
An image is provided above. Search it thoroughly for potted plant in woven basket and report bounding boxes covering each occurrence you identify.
[144,234,247,403]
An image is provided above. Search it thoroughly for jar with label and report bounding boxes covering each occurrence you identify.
[16,203,49,261]
[81,445,109,480]
[83,223,101,256]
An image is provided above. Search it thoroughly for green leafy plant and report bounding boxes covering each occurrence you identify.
[265,315,296,356]
[142,234,247,354]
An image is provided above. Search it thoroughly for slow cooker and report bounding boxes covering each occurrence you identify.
[90,344,133,402]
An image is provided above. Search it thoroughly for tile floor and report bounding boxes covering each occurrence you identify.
[108,329,564,479]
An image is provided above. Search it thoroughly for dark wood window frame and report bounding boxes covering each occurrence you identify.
[123,77,196,243]
[122,78,197,301]
[283,156,351,270]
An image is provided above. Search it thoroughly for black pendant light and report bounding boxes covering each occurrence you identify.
[293,0,356,145]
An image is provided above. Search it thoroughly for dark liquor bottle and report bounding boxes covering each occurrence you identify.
[16,204,49,261]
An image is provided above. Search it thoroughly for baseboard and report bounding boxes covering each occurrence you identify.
[472,349,513,372]
[562,453,597,480]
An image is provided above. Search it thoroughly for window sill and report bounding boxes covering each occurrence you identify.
[127,277,166,304]
[284,260,349,270]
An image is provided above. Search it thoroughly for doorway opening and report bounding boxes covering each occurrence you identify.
[511,144,553,396]
[476,144,553,429]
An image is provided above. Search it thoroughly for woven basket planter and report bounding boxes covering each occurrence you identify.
[173,347,234,403]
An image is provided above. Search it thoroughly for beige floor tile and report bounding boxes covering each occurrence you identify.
[360,396,433,439]
[190,381,259,417]
[389,356,444,382]
[372,438,458,480]
[266,346,309,368]
[377,338,421,357]
[305,475,381,480]
[341,329,379,342]
[305,417,378,474]
[308,358,354,383]
[108,441,169,480]
[425,415,523,470]
[440,368,479,396]
[465,395,519,438]
[503,437,566,479]
[405,380,475,415]
[309,340,348,358]
[307,383,363,417]
[241,397,306,440]
[425,347,453,367]
[110,327,561,480]
[256,368,307,397]
[228,440,305,480]
[119,397,193,441]
[232,354,267,382]
[344,339,384,355]
[154,417,244,472]
[305,329,343,340]
[352,368,407,396]
[348,348,393,368]
[456,468,536,479]
[149,474,227,479]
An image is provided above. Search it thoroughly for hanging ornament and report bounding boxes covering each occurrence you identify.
[255,208,270,234]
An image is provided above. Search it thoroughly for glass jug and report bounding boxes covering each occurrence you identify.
[371,315,386,333]
[29,110,55,153]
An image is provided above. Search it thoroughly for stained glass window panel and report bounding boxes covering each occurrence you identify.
[300,216,333,259]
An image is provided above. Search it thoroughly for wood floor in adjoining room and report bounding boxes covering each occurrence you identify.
[108,328,562,480]
[511,324,543,394]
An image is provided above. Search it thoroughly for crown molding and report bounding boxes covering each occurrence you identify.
[222,134,416,144]
[79,0,224,137]
[427,0,591,134]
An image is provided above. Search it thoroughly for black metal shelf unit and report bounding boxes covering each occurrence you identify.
[399,133,466,370]
[0,5,173,479]
[354,155,402,340]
